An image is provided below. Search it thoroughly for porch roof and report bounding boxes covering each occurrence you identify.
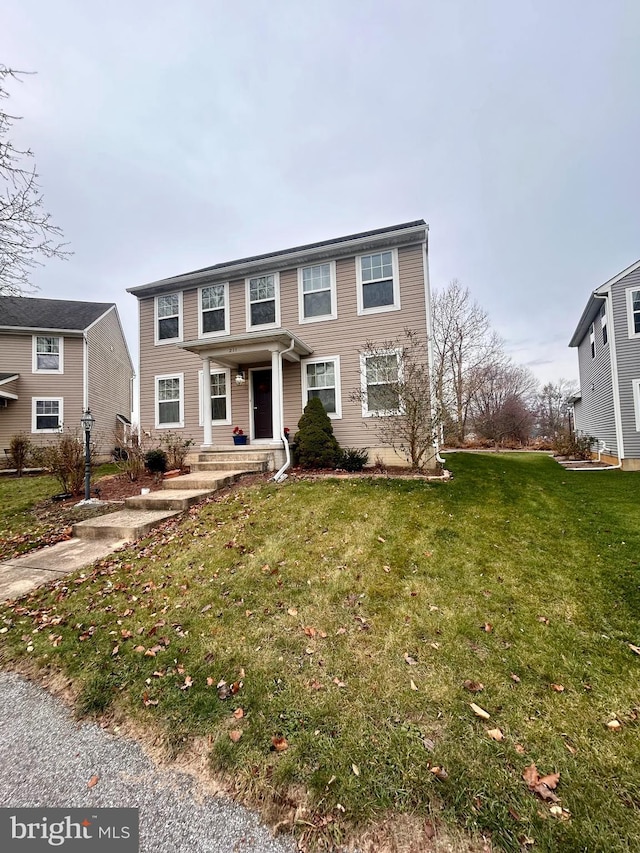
[0,373,19,400]
[178,329,313,367]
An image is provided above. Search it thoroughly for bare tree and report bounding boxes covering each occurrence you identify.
[350,328,439,470]
[534,379,578,440]
[432,280,503,444]
[470,360,538,444]
[1,66,69,295]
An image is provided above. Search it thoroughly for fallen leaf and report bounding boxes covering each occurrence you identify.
[303,626,316,638]
[179,675,193,690]
[430,765,448,781]
[522,763,539,788]
[308,679,324,690]
[487,728,504,741]
[606,719,622,731]
[287,608,298,616]
[87,775,99,789]
[142,691,158,707]
[229,730,242,743]
[549,805,571,820]
[352,763,360,776]
[550,684,565,693]
[272,736,289,752]
[534,783,560,803]
[111,645,119,657]
[629,643,640,655]
[564,742,577,755]
[424,820,436,839]
[515,743,526,754]
[404,653,417,666]
[410,679,418,691]
[233,707,244,719]
[333,677,346,688]
[510,673,521,683]
[508,807,522,822]
[463,679,484,693]
[134,645,146,653]
[207,677,214,687]
[537,616,550,625]
[377,536,386,543]
[470,702,490,720]
[482,623,493,633]
[336,627,347,635]
[539,772,560,790]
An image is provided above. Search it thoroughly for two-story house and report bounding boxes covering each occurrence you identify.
[128,221,435,469]
[569,258,640,470]
[0,297,134,458]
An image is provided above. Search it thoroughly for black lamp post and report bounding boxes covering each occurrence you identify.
[80,408,95,501]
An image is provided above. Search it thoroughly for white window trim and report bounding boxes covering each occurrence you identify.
[626,286,640,339]
[31,396,64,433]
[245,272,281,331]
[589,323,596,359]
[198,367,232,426]
[601,304,608,345]
[155,372,184,428]
[633,379,640,432]
[356,247,401,316]
[198,283,230,338]
[297,261,337,324]
[154,292,184,345]
[360,348,403,417]
[32,335,64,374]
[301,355,342,419]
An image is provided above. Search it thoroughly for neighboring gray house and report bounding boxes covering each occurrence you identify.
[569,258,640,470]
[128,221,435,469]
[0,297,134,457]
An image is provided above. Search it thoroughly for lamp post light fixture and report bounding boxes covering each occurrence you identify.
[80,408,95,502]
[235,367,246,385]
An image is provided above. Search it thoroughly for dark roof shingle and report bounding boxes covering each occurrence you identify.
[0,297,113,331]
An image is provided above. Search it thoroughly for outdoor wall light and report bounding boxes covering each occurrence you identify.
[235,368,246,385]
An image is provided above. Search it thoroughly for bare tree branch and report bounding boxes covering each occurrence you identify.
[0,65,70,295]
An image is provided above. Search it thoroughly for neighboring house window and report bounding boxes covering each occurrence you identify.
[601,304,608,345]
[199,368,231,425]
[199,284,229,336]
[590,323,595,359]
[155,293,182,343]
[298,262,336,323]
[156,374,183,427]
[626,287,640,338]
[302,357,341,418]
[32,397,63,432]
[246,273,280,329]
[634,379,640,432]
[33,335,63,373]
[356,249,400,315]
[360,350,402,416]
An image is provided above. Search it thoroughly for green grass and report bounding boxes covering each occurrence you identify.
[1,453,640,851]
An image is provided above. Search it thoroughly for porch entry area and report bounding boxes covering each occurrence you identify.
[251,369,273,439]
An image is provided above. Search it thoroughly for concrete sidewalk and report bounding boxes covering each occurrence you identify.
[0,537,126,602]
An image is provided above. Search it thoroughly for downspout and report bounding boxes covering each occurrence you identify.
[271,337,296,482]
[422,235,445,465]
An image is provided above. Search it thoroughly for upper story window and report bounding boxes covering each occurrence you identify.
[589,323,596,359]
[155,293,182,344]
[32,397,63,432]
[199,283,229,337]
[156,374,183,427]
[33,335,63,373]
[298,262,337,323]
[360,350,402,416]
[356,249,400,315]
[246,273,280,329]
[600,303,608,345]
[626,287,640,339]
[302,356,341,418]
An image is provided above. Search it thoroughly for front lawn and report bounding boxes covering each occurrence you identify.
[1,454,639,852]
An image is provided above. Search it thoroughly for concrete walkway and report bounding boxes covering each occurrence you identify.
[0,454,275,603]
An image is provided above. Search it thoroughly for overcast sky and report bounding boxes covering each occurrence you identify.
[4,0,640,387]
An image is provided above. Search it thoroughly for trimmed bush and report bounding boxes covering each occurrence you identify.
[293,397,340,469]
[8,433,31,477]
[144,448,168,476]
[32,431,91,495]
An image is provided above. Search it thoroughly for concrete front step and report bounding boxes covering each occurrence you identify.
[125,489,212,511]
[73,508,180,541]
[190,460,269,473]
[161,471,242,491]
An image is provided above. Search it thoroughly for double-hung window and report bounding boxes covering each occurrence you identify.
[155,293,182,343]
[200,284,228,336]
[302,357,341,418]
[32,398,63,432]
[626,287,640,338]
[361,350,402,416]
[199,368,231,425]
[156,374,183,427]
[247,273,279,329]
[298,262,336,322]
[33,335,63,373]
[356,249,400,314]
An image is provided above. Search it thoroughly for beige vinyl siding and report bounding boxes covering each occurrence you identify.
[137,241,428,450]
[86,307,134,455]
[0,333,84,452]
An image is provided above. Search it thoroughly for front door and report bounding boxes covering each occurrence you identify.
[252,369,273,439]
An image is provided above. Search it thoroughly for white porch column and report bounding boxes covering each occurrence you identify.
[271,349,282,440]
[202,356,213,447]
